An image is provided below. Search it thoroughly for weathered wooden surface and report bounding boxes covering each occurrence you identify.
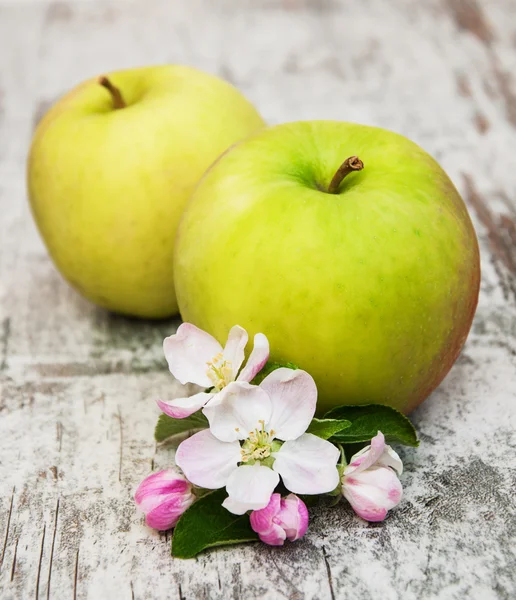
[1,0,515,598]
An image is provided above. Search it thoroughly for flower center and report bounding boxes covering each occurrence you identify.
[206,352,233,391]
[240,420,276,464]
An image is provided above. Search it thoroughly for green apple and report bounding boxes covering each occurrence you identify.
[28,65,264,318]
[174,121,480,414]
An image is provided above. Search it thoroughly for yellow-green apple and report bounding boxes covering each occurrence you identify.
[174,121,480,414]
[27,66,264,318]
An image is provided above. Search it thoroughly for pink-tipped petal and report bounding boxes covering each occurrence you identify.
[273,433,340,494]
[278,494,309,542]
[134,469,194,531]
[222,464,280,515]
[134,470,189,510]
[260,368,317,441]
[222,325,248,378]
[345,431,404,477]
[237,333,270,383]
[163,323,222,387]
[343,465,403,522]
[145,494,193,530]
[346,431,386,474]
[250,493,308,546]
[249,493,282,533]
[156,392,213,419]
[257,524,288,546]
[175,429,241,489]
[203,382,271,443]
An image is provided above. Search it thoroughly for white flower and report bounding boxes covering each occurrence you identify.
[175,368,340,515]
[157,323,269,419]
[341,431,403,522]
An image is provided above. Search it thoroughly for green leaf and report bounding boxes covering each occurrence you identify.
[325,404,419,447]
[306,418,351,440]
[250,361,298,385]
[154,412,208,443]
[172,489,259,558]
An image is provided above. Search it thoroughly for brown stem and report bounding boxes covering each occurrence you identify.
[98,76,126,109]
[327,156,364,194]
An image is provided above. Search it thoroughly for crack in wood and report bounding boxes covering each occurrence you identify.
[473,111,490,134]
[1,317,11,371]
[455,72,472,97]
[322,546,336,600]
[118,406,124,482]
[490,52,516,128]
[463,174,516,282]
[56,422,63,453]
[44,1,73,24]
[447,0,493,45]
[46,498,60,600]
[270,554,303,597]
[73,548,79,600]
[231,563,242,600]
[447,0,516,127]
[32,361,164,378]
[10,537,18,582]
[177,582,185,600]
[0,486,15,570]
[35,525,46,600]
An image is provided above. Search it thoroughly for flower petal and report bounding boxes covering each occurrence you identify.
[134,470,190,513]
[222,325,248,379]
[145,493,194,530]
[156,392,213,419]
[345,431,403,476]
[222,464,280,515]
[175,429,240,489]
[255,523,287,546]
[134,469,194,531]
[378,445,403,476]
[273,433,340,494]
[343,465,403,522]
[249,493,281,534]
[260,369,317,440]
[278,494,309,542]
[237,333,270,383]
[163,323,222,387]
[249,493,288,546]
[220,496,259,516]
[203,382,271,442]
[346,431,386,474]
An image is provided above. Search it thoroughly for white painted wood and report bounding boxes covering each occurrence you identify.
[0,1,515,598]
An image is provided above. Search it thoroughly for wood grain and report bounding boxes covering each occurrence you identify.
[0,0,515,598]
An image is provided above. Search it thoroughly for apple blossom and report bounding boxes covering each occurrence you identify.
[134,469,195,530]
[250,493,309,546]
[157,323,269,419]
[341,431,403,522]
[175,368,340,515]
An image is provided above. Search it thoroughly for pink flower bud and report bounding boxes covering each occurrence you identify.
[134,469,195,530]
[250,493,309,546]
[342,431,403,522]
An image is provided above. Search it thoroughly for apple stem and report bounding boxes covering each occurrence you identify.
[327,156,364,194]
[98,76,126,109]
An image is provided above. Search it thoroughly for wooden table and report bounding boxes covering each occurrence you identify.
[1,1,515,598]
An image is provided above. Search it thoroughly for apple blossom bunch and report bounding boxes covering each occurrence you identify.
[135,324,415,558]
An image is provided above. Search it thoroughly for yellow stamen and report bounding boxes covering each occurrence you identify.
[240,422,275,464]
[205,353,233,391]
